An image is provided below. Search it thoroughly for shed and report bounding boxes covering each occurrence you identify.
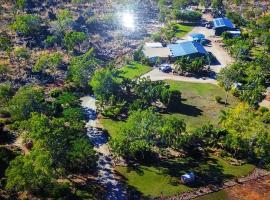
[181,172,195,184]
[188,33,205,42]
[145,42,163,48]
[213,17,235,36]
[143,47,171,63]
[168,41,207,59]
[227,30,241,37]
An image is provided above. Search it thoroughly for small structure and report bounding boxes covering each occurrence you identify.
[145,42,163,48]
[181,172,195,184]
[168,41,207,59]
[213,17,235,36]
[143,42,171,63]
[188,33,205,42]
[227,30,241,37]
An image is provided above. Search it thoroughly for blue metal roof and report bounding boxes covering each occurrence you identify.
[213,17,234,29]
[168,41,207,58]
[189,33,205,39]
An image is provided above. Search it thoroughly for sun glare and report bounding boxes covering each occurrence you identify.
[121,12,135,30]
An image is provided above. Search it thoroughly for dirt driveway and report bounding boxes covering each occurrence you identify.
[141,68,217,84]
[182,14,234,73]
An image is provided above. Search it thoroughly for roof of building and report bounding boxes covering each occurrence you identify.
[189,33,205,39]
[168,41,207,58]
[213,17,235,29]
[143,47,171,58]
[145,42,163,48]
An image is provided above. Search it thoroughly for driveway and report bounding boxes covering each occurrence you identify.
[183,14,234,73]
[141,68,217,84]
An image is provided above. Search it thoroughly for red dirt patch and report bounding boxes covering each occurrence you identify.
[226,175,270,200]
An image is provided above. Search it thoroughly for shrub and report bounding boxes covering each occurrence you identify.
[258,106,269,114]
[0,109,11,118]
[49,88,63,98]
[261,112,270,124]
[215,95,222,103]
[13,47,30,59]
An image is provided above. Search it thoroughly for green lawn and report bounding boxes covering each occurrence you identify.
[100,81,253,198]
[174,24,193,38]
[101,81,239,135]
[119,62,152,79]
[116,156,254,198]
[100,118,125,140]
[166,80,239,131]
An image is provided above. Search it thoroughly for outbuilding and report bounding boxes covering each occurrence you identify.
[181,172,195,184]
[143,46,171,63]
[213,17,235,36]
[188,33,205,42]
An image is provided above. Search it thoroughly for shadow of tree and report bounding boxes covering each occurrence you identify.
[143,154,235,188]
[168,103,203,117]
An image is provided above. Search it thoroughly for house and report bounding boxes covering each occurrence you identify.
[188,33,205,42]
[181,172,195,184]
[168,41,207,60]
[213,17,235,36]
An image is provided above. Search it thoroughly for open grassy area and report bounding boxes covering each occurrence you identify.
[101,81,239,136]
[174,24,193,38]
[119,62,152,79]
[100,118,125,139]
[116,156,254,198]
[166,80,239,131]
[100,81,253,198]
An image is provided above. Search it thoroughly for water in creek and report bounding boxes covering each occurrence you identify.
[80,96,127,200]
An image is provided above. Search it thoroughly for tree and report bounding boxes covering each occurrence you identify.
[0,33,12,52]
[33,52,63,74]
[111,109,187,160]
[5,149,54,193]
[69,48,99,87]
[8,86,46,121]
[63,31,87,51]
[20,113,97,172]
[50,9,73,37]
[0,65,10,80]
[0,83,13,106]
[90,68,121,106]
[159,115,186,148]
[219,103,269,159]
[11,14,41,36]
[174,10,202,22]
[217,65,240,106]
[175,57,206,74]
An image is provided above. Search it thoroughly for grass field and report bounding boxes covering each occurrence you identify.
[174,24,193,38]
[119,62,152,79]
[100,81,252,198]
[101,81,239,136]
[166,80,239,131]
[116,156,254,198]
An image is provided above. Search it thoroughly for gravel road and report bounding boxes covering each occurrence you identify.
[81,96,127,200]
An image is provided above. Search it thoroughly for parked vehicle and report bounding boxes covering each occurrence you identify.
[159,64,172,73]
[206,22,213,29]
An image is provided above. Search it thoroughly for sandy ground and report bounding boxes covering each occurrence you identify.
[141,68,217,84]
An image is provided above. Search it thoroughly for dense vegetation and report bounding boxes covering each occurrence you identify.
[0,0,269,199]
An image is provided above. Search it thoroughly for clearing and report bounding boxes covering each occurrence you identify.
[115,155,254,198]
[101,80,239,136]
[119,62,152,79]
